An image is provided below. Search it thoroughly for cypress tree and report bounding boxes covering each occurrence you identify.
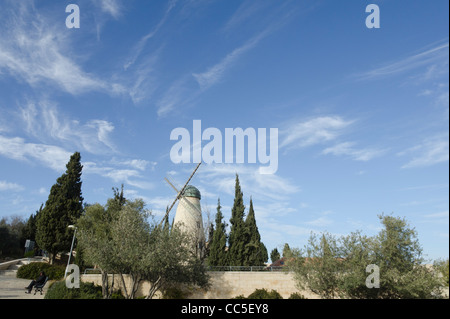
[22,204,42,245]
[36,152,83,264]
[228,174,248,266]
[282,243,293,259]
[244,198,268,266]
[208,198,228,266]
[259,242,268,266]
[163,206,170,232]
[270,248,281,263]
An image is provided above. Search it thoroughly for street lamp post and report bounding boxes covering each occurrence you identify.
[65,225,77,279]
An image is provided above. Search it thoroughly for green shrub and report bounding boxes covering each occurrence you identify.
[45,280,103,299]
[162,287,189,299]
[247,288,283,299]
[45,280,125,299]
[16,262,65,280]
[434,259,449,286]
[110,290,125,299]
[288,292,307,299]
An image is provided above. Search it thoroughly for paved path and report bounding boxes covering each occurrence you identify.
[0,272,46,299]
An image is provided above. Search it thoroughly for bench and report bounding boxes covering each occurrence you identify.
[34,277,49,295]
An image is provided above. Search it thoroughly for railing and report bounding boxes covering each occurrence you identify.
[207,266,286,272]
[83,266,287,274]
[83,268,102,274]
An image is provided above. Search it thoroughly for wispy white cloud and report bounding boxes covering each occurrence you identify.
[97,0,123,19]
[322,142,387,161]
[18,100,116,155]
[280,116,354,150]
[193,1,299,91]
[355,40,449,81]
[0,116,10,134]
[424,211,449,219]
[261,219,312,246]
[110,158,157,171]
[0,2,122,95]
[305,216,333,227]
[221,0,271,34]
[124,0,177,70]
[198,164,300,202]
[143,195,177,218]
[192,31,267,90]
[161,2,299,116]
[155,76,197,118]
[83,160,154,190]
[0,135,72,172]
[421,211,449,225]
[0,180,24,192]
[125,47,165,105]
[399,133,449,169]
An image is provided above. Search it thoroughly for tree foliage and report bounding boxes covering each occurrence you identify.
[77,189,209,299]
[144,222,210,299]
[76,185,127,298]
[244,198,268,266]
[228,174,248,266]
[270,248,281,263]
[434,258,449,286]
[36,152,83,264]
[207,198,228,266]
[290,214,444,299]
[227,174,268,266]
[0,216,27,258]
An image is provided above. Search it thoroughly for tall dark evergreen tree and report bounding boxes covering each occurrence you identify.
[207,198,228,266]
[270,248,281,263]
[282,243,293,259]
[22,204,42,244]
[163,206,170,231]
[244,198,268,266]
[36,152,84,264]
[228,174,248,266]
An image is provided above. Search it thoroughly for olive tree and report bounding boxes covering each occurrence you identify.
[290,232,343,299]
[290,215,443,299]
[144,223,210,299]
[78,195,209,299]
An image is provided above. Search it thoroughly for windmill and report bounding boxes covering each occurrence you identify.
[160,162,205,258]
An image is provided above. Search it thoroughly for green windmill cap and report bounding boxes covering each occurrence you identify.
[182,185,201,199]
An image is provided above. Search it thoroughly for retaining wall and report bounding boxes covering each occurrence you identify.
[81,271,319,299]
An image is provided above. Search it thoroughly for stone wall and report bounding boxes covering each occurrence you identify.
[81,271,319,299]
[189,271,318,299]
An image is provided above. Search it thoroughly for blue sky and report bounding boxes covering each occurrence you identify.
[0,0,448,261]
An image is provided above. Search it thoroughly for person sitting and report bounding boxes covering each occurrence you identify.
[25,271,46,294]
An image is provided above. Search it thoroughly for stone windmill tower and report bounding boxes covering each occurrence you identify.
[161,163,205,259]
[173,185,205,258]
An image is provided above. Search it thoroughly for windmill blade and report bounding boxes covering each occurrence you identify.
[164,177,179,193]
[165,176,201,215]
[158,162,202,227]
